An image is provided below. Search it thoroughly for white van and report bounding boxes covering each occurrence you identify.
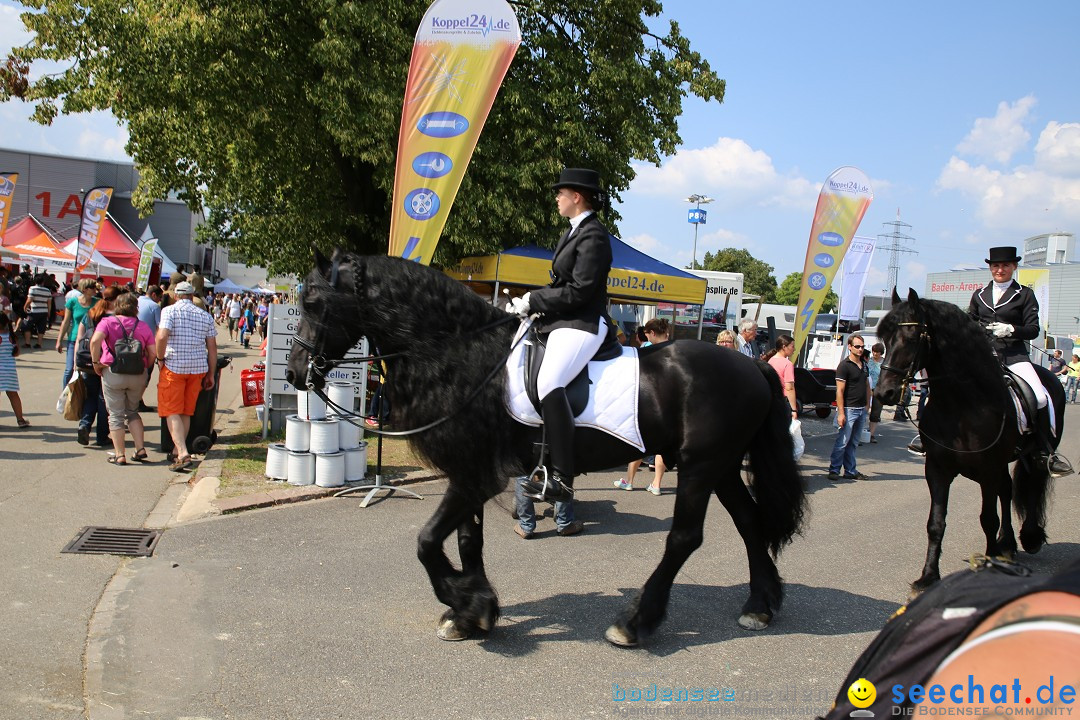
[862,309,889,335]
[741,303,796,334]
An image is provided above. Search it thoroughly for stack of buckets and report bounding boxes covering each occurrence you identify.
[265,382,367,488]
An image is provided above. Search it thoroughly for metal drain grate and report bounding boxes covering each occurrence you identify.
[62,526,162,557]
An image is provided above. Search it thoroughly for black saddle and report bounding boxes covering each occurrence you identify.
[1003,367,1038,435]
[524,323,624,417]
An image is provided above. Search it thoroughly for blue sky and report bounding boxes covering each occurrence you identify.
[3,1,1080,298]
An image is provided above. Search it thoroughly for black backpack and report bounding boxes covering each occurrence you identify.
[109,318,146,375]
[818,557,1080,719]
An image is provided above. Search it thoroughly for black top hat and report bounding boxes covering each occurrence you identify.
[551,168,603,195]
[984,246,1021,264]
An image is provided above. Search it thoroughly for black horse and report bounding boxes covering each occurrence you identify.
[286,251,807,646]
[874,289,1062,593]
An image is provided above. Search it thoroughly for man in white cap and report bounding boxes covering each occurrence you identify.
[155,281,217,471]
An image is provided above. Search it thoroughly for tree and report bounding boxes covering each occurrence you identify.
[776,270,838,311]
[2,0,725,276]
[700,248,778,302]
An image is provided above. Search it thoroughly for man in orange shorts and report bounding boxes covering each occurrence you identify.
[155,281,217,471]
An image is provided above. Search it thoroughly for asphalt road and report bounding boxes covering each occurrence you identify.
[3,331,1078,720]
[86,408,1080,720]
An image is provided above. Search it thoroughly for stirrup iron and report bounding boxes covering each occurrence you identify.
[522,464,574,503]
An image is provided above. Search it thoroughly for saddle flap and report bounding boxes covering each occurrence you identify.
[1003,368,1037,434]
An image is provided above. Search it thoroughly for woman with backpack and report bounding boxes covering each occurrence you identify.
[90,292,157,465]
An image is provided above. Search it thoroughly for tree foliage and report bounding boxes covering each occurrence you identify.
[2,0,724,275]
[700,248,778,302]
[776,270,838,311]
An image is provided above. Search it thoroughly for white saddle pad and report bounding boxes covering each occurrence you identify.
[504,326,644,452]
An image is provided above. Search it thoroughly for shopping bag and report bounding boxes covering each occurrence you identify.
[790,418,805,461]
[62,376,86,421]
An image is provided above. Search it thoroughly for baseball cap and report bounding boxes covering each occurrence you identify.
[175,281,196,295]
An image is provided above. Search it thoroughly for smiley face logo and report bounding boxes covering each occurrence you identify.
[847,677,876,709]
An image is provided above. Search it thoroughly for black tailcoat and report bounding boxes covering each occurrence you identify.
[529,213,613,334]
[967,280,1040,365]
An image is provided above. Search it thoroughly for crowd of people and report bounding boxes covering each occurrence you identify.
[0,262,286,470]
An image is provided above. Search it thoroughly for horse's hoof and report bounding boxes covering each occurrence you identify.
[476,612,495,633]
[995,551,1017,563]
[604,624,638,648]
[737,612,770,631]
[436,612,470,642]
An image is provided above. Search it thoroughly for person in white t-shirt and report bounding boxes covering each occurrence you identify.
[225,295,243,341]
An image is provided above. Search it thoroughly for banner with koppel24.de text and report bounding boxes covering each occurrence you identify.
[387,0,521,265]
[76,186,114,272]
[0,172,18,237]
[792,167,874,358]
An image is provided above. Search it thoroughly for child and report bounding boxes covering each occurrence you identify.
[0,314,30,427]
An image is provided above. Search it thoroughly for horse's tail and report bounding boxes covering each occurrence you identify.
[1014,368,1063,553]
[746,360,808,557]
[1013,455,1054,553]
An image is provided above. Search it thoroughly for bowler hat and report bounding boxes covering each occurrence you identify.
[551,168,603,195]
[984,246,1021,264]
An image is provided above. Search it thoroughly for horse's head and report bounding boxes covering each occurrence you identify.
[286,249,366,391]
[875,287,930,405]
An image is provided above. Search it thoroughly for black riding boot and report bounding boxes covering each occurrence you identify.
[1034,407,1074,478]
[522,388,576,502]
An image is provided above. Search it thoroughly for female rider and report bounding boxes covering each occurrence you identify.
[510,168,614,502]
[968,246,1071,477]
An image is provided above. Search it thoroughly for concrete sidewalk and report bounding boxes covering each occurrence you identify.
[0,326,261,720]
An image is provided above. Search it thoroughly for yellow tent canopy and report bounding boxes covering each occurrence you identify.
[446,236,706,305]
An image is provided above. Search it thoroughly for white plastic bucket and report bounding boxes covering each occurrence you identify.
[297,390,327,421]
[327,382,355,415]
[344,442,368,482]
[315,451,346,488]
[284,415,310,452]
[287,451,315,486]
[308,418,340,454]
[265,443,289,480]
[334,414,363,450]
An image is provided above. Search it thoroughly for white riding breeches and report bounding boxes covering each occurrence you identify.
[536,318,608,401]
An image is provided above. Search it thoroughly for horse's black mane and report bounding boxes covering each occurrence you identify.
[335,254,522,495]
[881,297,1005,402]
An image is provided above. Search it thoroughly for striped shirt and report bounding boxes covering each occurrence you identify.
[160,299,217,374]
[27,285,52,314]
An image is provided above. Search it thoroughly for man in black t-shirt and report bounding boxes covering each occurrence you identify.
[827,334,872,481]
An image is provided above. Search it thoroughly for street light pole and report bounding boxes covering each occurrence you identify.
[685,193,714,340]
[685,194,714,270]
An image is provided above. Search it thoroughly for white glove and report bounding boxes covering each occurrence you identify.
[507,292,532,318]
[987,322,1014,338]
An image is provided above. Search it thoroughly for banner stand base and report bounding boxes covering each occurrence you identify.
[334,474,424,507]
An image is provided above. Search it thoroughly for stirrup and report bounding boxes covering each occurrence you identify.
[521,464,574,503]
[1046,453,1075,479]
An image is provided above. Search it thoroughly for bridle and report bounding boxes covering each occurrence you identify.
[879,320,931,386]
[879,310,1008,454]
[290,255,524,437]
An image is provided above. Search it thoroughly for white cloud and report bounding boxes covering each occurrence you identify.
[0,4,31,52]
[938,156,1080,235]
[956,96,1036,165]
[627,137,819,211]
[1034,121,1080,176]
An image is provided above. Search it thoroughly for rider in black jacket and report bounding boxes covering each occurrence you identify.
[508,168,614,502]
[968,246,1072,477]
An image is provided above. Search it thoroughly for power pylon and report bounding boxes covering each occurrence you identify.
[878,210,917,293]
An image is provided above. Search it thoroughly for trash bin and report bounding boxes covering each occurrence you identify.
[161,356,232,457]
